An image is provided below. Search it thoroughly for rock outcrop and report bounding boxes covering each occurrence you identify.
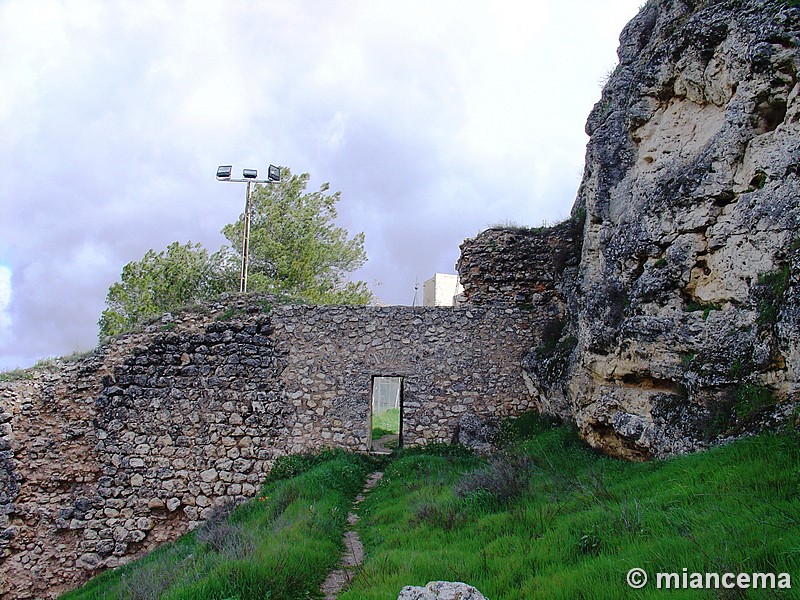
[459,0,800,459]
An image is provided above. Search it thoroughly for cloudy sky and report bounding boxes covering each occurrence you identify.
[0,0,643,370]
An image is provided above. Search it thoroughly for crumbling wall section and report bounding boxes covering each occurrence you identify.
[0,297,539,599]
[456,217,583,308]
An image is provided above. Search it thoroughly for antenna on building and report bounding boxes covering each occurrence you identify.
[412,276,419,307]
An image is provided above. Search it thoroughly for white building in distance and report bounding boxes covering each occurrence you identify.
[422,273,464,307]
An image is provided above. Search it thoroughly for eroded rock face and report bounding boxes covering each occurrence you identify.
[461,0,800,459]
[560,0,799,458]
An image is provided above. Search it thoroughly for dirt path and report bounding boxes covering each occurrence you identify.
[370,433,398,454]
[320,470,384,599]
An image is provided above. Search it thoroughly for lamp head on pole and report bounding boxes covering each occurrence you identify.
[268,164,281,182]
[216,164,279,184]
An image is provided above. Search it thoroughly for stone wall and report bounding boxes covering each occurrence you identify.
[456,218,582,308]
[0,296,539,598]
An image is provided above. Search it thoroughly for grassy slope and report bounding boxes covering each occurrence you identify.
[342,416,800,599]
[60,450,371,600]
[61,417,800,599]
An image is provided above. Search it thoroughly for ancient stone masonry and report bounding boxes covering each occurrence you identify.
[0,296,539,598]
[457,217,583,309]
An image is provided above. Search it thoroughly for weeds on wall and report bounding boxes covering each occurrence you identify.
[0,368,33,382]
[684,299,722,320]
[535,318,567,356]
[487,219,537,233]
[756,264,791,326]
[530,318,578,386]
[705,381,777,438]
[733,382,775,421]
[0,353,89,382]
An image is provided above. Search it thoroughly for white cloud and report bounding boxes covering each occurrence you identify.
[0,0,644,369]
[0,265,11,336]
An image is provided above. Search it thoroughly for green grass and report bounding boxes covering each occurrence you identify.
[60,450,371,600]
[372,407,400,438]
[757,264,791,326]
[60,416,800,599]
[341,416,800,599]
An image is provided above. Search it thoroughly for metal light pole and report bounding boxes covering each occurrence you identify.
[216,164,281,293]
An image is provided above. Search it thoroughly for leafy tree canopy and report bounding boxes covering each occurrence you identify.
[221,169,371,305]
[99,241,230,337]
[99,168,372,338]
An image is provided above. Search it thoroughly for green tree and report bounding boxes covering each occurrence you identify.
[221,168,372,305]
[99,241,231,337]
[99,168,372,338]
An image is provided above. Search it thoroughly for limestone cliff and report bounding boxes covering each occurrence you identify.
[460,0,800,458]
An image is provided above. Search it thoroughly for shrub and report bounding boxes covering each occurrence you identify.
[412,501,467,531]
[455,454,533,505]
[578,524,603,556]
[121,563,177,600]
[196,502,255,559]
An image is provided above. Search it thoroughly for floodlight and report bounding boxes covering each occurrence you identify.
[216,161,281,293]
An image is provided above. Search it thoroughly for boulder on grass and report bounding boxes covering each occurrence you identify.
[398,581,488,600]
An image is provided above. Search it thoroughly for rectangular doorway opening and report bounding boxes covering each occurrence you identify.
[370,376,403,453]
